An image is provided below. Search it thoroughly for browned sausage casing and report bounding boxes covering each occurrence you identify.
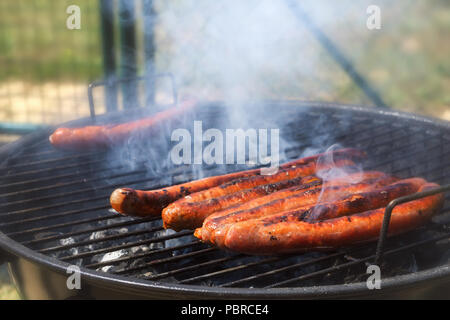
[111,148,366,217]
[49,99,198,150]
[211,177,426,248]
[162,175,321,231]
[221,181,443,254]
[197,172,397,244]
[161,158,357,230]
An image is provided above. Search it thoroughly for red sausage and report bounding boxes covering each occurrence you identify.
[161,158,357,230]
[221,182,443,255]
[197,172,397,245]
[49,99,198,149]
[111,148,366,217]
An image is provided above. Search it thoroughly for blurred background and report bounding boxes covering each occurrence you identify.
[0,0,448,299]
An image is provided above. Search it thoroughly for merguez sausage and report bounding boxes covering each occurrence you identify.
[162,175,321,231]
[161,158,356,230]
[111,148,366,217]
[197,172,397,245]
[49,99,198,150]
[221,182,442,255]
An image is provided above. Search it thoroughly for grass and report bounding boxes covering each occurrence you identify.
[0,0,103,82]
[0,265,20,300]
[0,0,448,120]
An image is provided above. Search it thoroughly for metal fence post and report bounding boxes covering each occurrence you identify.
[118,0,138,109]
[143,0,156,108]
[99,0,118,112]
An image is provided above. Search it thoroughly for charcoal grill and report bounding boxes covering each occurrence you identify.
[0,100,449,299]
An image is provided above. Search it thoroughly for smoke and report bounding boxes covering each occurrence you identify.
[109,0,384,175]
[154,0,386,103]
[156,0,317,103]
[316,144,364,184]
[309,143,364,219]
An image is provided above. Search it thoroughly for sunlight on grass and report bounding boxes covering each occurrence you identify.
[0,0,448,125]
[0,266,20,300]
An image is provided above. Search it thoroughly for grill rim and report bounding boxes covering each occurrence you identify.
[1,230,449,299]
[1,100,449,298]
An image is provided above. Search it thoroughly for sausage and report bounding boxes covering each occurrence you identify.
[193,177,325,240]
[212,177,426,248]
[198,172,398,244]
[196,172,397,245]
[302,177,427,221]
[111,148,366,217]
[162,175,321,231]
[220,181,443,255]
[161,158,356,230]
[193,177,323,237]
[49,99,198,150]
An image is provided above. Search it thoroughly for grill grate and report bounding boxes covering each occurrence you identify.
[0,102,449,290]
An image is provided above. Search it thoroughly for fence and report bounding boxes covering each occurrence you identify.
[0,0,104,131]
[0,0,448,141]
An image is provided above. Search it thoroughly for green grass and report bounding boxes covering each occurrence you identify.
[353,1,450,116]
[0,0,103,82]
[0,265,20,300]
[0,0,448,117]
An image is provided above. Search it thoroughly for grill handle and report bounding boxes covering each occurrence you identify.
[375,183,450,265]
[88,73,178,120]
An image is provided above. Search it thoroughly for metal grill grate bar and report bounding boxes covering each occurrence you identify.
[220,252,345,287]
[21,216,158,245]
[115,247,220,275]
[0,159,111,180]
[85,240,205,269]
[265,232,450,288]
[59,230,193,261]
[178,256,281,285]
[37,224,165,254]
[1,152,101,173]
[0,170,150,208]
[0,169,148,201]
[5,214,122,237]
[0,163,130,191]
[148,254,247,281]
[0,205,111,228]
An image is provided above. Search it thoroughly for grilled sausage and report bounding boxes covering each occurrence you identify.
[162,175,321,231]
[196,172,397,244]
[111,148,366,217]
[161,158,357,230]
[193,178,325,240]
[49,99,198,150]
[221,181,443,255]
[212,177,426,248]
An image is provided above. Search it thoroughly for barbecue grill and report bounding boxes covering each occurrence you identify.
[0,99,449,299]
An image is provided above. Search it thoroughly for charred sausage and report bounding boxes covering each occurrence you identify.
[211,177,426,248]
[196,172,397,245]
[161,158,357,230]
[162,175,321,231]
[49,99,198,150]
[111,148,366,217]
[220,181,443,254]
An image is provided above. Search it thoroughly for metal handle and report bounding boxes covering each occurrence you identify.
[87,73,178,120]
[374,183,450,265]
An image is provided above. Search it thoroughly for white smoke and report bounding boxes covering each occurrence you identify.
[110,0,392,174]
[309,143,364,219]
